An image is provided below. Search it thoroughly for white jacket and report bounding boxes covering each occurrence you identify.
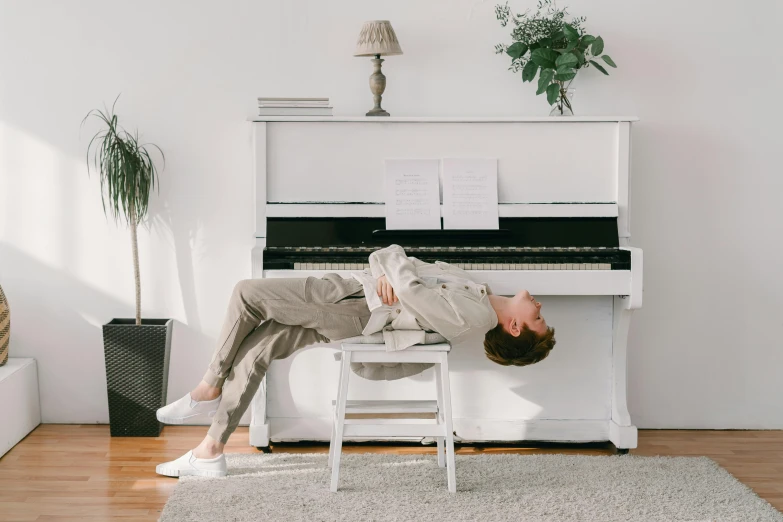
[348,244,499,380]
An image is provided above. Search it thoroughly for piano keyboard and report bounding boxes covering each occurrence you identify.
[290,262,613,270]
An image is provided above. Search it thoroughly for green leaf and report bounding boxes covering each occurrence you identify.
[538,37,552,48]
[589,60,609,75]
[506,42,528,59]
[546,83,560,105]
[536,68,554,94]
[591,36,604,56]
[602,55,617,68]
[563,24,579,41]
[531,48,559,69]
[555,70,576,81]
[549,30,565,42]
[522,60,539,82]
[571,50,586,66]
[581,35,596,46]
[555,52,578,68]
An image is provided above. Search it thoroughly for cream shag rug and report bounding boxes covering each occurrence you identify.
[159,453,782,522]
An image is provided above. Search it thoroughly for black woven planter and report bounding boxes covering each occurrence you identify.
[102,318,173,437]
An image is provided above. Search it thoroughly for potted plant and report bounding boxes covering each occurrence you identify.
[494,0,617,115]
[83,97,171,437]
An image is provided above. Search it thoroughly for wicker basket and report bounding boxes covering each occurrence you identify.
[103,318,173,437]
[0,285,9,367]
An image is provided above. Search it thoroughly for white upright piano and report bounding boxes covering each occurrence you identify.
[248,116,642,453]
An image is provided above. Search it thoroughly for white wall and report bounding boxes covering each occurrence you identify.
[0,0,781,429]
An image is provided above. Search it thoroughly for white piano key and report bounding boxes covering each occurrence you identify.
[364,263,370,269]
[534,263,542,270]
[599,263,611,270]
[338,263,345,270]
[502,263,510,270]
[306,263,314,270]
[520,264,528,270]
[294,262,302,270]
[490,263,498,270]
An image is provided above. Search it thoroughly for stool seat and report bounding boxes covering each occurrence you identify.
[329,340,457,493]
[339,332,447,345]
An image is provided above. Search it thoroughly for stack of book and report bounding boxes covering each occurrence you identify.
[257,98,333,117]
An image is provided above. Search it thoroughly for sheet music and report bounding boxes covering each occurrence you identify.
[384,159,441,230]
[442,158,499,230]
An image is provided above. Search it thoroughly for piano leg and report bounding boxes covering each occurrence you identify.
[249,375,271,451]
[250,241,270,450]
[609,296,638,453]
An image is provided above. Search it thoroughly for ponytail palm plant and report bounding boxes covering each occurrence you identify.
[82,97,164,325]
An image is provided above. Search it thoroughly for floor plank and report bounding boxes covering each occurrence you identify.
[0,425,780,521]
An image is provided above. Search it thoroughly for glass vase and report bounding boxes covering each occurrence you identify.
[549,85,575,116]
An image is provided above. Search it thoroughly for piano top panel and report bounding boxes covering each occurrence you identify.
[254,118,635,241]
[265,122,620,204]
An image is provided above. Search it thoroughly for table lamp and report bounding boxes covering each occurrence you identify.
[354,20,403,116]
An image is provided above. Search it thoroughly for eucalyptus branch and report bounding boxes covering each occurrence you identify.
[494,1,617,113]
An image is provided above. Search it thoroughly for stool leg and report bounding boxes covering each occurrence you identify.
[435,367,445,468]
[439,353,456,493]
[328,355,344,469]
[330,351,352,492]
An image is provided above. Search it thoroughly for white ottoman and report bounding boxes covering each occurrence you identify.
[0,358,41,458]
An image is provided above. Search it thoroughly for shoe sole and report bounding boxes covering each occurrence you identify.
[155,464,226,478]
[156,410,218,425]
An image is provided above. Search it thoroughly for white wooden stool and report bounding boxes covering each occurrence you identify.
[328,340,456,493]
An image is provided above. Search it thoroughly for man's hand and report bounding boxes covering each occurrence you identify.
[377,274,398,305]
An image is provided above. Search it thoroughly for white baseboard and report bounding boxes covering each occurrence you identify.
[0,358,41,458]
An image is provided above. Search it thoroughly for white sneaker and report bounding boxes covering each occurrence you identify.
[156,450,227,478]
[156,392,221,424]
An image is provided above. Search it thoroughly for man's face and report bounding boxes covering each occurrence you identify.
[508,290,548,336]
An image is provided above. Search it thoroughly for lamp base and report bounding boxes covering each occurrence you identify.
[366,56,390,117]
[366,108,390,117]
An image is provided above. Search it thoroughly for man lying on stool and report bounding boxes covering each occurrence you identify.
[155,244,556,478]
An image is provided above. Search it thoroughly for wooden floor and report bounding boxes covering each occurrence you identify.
[0,426,781,521]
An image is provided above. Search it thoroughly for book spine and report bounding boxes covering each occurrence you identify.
[257,108,333,116]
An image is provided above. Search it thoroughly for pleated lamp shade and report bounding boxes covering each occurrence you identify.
[354,20,403,57]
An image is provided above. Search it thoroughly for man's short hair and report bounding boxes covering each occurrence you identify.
[483,323,556,367]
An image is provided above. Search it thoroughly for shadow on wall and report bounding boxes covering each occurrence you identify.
[149,200,204,332]
[0,242,213,423]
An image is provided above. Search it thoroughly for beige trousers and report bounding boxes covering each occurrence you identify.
[203,274,372,444]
